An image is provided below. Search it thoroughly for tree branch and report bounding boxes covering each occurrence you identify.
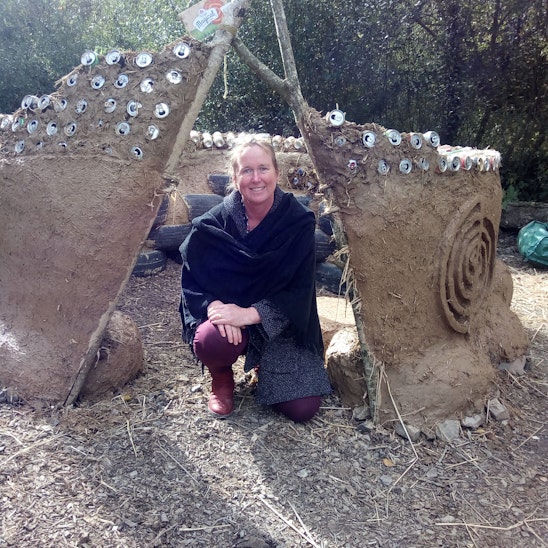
[269,0,299,88]
[269,0,306,120]
[163,0,250,180]
[232,0,307,125]
[231,36,290,102]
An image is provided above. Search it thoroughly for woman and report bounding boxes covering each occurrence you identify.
[179,135,331,422]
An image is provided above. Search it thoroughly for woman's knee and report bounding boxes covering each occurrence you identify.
[193,320,248,370]
[274,395,322,423]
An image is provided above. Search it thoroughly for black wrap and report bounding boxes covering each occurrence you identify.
[179,189,322,356]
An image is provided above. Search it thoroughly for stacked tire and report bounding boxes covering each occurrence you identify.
[132,177,344,294]
[131,195,170,277]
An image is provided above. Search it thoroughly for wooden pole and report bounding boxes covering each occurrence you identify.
[163,0,251,182]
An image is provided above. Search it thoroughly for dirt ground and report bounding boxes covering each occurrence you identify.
[0,231,546,547]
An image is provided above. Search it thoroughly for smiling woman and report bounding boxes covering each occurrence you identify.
[178,135,332,422]
[230,137,279,230]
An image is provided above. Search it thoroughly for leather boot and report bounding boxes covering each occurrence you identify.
[208,368,235,417]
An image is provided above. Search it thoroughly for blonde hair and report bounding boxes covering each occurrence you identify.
[228,135,278,188]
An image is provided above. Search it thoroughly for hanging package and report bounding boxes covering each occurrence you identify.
[517,220,548,268]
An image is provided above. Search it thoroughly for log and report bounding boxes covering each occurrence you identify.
[500,201,548,231]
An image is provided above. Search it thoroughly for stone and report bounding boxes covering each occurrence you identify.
[394,422,422,442]
[80,311,144,399]
[421,427,437,441]
[439,515,457,524]
[379,475,393,486]
[317,295,355,352]
[234,536,271,548]
[356,420,376,435]
[325,327,368,408]
[435,419,461,442]
[487,397,510,421]
[352,405,371,421]
[498,356,527,375]
[461,413,485,429]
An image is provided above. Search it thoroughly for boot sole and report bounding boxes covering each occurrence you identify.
[208,407,233,419]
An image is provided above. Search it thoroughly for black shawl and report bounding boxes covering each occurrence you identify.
[179,189,322,355]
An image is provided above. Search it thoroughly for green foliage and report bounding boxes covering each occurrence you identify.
[502,184,520,209]
[0,0,89,112]
[201,0,546,202]
[0,0,545,201]
[0,0,183,113]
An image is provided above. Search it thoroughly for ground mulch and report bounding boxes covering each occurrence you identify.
[1,231,546,547]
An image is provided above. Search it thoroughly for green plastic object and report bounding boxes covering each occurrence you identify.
[517,220,548,268]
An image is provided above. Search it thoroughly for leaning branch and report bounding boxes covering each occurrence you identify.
[269,0,306,121]
[163,0,250,181]
[231,37,290,102]
[270,0,298,85]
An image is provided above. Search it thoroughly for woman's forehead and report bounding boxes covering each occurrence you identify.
[238,145,272,164]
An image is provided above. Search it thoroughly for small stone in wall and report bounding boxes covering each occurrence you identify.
[487,397,510,421]
[461,413,485,429]
[80,311,144,400]
[435,419,461,442]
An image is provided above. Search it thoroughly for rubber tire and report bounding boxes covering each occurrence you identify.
[148,224,192,251]
[315,229,336,263]
[315,262,345,295]
[166,249,183,264]
[183,194,223,220]
[132,249,167,277]
[151,195,169,229]
[295,194,313,209]
[318,201,334,236]
[207,174,231,196]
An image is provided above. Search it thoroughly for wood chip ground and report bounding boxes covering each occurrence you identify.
[1,232,546,547]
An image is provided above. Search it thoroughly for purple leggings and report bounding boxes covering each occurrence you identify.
[193,320,321,423]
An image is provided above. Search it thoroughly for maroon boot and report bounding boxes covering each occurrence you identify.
[208,368,235,417]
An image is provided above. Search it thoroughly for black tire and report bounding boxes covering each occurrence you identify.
[132,249,167,277]
[151,195,169,229]
[166,248,183,264]
[315,229,336,262]
[183,194,223,220]
[295,194,313,209]
[315,262,345,295]
[148,224,192,251]
[318,201,334,236]
[207,174,231,196]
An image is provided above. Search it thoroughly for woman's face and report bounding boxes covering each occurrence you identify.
[234,144,278,209]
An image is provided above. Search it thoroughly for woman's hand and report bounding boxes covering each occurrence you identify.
[207,301,260,345]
